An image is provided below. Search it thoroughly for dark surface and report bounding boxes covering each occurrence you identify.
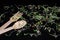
[0,0,60,6]
[0,32,56,40]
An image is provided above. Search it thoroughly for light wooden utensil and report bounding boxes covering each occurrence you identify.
[0,20,27,35]
[0,11,23,30]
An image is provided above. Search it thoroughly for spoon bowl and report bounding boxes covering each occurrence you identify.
[13,20,27,29]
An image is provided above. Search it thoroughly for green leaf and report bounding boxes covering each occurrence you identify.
[34,15,43,20]
[51,16,59,19]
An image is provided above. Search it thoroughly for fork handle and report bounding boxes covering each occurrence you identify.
[0,20,12,30]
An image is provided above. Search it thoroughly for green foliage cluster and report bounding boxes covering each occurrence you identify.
[0,5,60,37]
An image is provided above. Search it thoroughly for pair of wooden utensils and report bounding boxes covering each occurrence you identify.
[0,11,27,35]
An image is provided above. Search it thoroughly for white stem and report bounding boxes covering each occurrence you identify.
[0,27,13,35]
[0,20,12,30]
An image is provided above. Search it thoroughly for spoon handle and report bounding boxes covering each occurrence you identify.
[0,27,13,35]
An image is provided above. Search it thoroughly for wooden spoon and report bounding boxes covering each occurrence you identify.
[0,20,27,35]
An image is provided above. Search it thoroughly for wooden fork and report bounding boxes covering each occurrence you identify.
[0,11,23,30]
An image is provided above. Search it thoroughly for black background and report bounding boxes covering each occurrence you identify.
[0,0,60,6]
